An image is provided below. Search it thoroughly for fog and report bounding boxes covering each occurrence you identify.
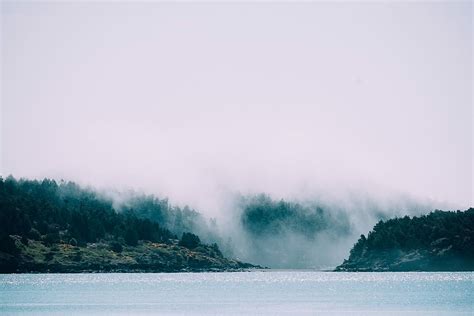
[1,2,472,266]
[200,191,439,268]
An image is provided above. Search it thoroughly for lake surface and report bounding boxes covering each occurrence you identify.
[0,271,473,315]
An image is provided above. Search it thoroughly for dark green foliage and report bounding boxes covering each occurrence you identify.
[0,176,176,255]
[211,243,222,256]
[240,194,350,238]
[338,209,474,271]
[179,232,201,249]
[110,241,123,253]
[69,238,78,247]
[0,235,19,255]
[20,236,29,245]
[120,196,216,243]
[45,251,54,261]
[349,235,366,258]
[43,232,60,246]
[352,210,474,254]
[125,228,139,246]
[72,251,82,262]
[0,176,258,273]
[28,229,41,240]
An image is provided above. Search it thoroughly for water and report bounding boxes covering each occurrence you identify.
[0,271,473,315]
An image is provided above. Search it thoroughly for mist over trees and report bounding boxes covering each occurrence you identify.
[0,177,269,273]
[229,194,354,268]
[216,192,436,268]
[241,194,351,238]
[117,195,221,246]
[0,177,189,250]
[1,176,444,270]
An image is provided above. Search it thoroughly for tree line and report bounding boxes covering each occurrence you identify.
[240,194,351,238]
[0,176,208,253]
[347,209,474,260]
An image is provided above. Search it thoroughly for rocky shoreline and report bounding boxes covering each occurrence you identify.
[335,248,474,272]
[0,236,261,273]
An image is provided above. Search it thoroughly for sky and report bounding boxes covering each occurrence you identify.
[1,1,472,214]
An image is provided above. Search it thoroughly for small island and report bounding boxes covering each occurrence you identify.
[336,209,474,271]
[0,177,258,273]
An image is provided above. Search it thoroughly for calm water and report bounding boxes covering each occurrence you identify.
[0,271,473,315]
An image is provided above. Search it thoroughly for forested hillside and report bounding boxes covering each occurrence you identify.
[119,195,221,246]
[336,209,474,271]
[0,177,175,247]
[4,176,463,272]
[0,177,254,273]
[237,194,353,268]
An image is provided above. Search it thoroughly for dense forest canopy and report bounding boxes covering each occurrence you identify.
[0,176,256,273]
[0,177,351,267]
[119,194,220,245]
[3,176,467,271]
[353,210,474,254]
[0,176,201,249]
[0,177,362,269]
[337,209,474,271]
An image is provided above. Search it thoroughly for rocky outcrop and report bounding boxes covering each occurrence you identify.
[0,236,260,273]
[336,248,474,272]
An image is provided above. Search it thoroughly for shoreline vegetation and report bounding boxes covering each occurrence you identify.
[336,208,474,272]
[1,176,472,273]
[1,236,259,273]
[0,176,260,273]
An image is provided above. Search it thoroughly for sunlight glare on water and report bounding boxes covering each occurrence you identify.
[0,271,473,315]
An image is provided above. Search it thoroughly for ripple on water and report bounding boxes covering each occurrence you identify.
[0,271,473,315]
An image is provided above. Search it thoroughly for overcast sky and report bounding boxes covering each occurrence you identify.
[1,2,472,213]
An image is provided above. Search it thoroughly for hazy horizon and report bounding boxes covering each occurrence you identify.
[1,1,472,215]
